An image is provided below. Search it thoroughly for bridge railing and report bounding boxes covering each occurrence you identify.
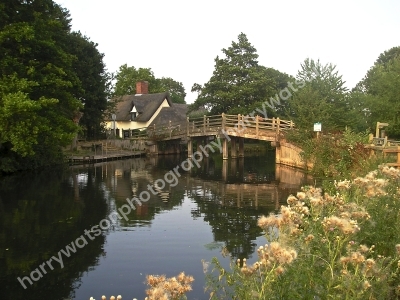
[144,114,294,140]
[147,121,186,140]
[223,114,294,133]
[187,115,222,135]
[127,127,149,139]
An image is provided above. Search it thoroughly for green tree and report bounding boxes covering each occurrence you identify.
[67,31,111,139]
[0,0,82,172]
[261,67,294,117]
[113,65,186,103]
[287,58,349,131]
[189,33,274,115]
[113,64,160,96]
[354,47,400,136]
[157,77,186,104]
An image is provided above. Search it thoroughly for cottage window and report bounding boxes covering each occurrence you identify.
[131,112,137,121]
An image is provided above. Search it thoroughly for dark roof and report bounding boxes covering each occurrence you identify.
[109,92,172,122]
[148,103,189,128]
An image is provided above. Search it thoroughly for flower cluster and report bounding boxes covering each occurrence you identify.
[379,164,400,178]
[145,272,194,300]
[206,166,400,299]
[353,170,389,197]
[321,216,360,235]
[239,242,297,277]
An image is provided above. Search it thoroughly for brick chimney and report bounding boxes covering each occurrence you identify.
[136,81,149,94]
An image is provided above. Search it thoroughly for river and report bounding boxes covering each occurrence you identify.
[0,151,313,300]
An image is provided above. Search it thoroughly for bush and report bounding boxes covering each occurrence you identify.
[204,166,400,299]
[286,128,371,178]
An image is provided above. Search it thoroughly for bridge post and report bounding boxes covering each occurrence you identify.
[203,154,209,172]
[277,118,281,134]
[197,138,203,153]
[188,138,193,158]
[222,160,228,182]
[238,137,244,157]
[186,117,190,135]
[222,137,228,160]
[275,141,281,164]
[231,157,237,174]
[275,163,281,182]
[256,115,259,137]
[203,115,206,133]
[202,137,209,156]
[238,157,244,179]
[231,137,237,158]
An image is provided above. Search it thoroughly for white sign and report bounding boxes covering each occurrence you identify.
[314,122,321,132]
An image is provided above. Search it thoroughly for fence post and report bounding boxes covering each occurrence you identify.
[187,116,190,135]
[277,117,280,134]
[203,115,206,133]
[256,115,259,137]
[222,113,226,131]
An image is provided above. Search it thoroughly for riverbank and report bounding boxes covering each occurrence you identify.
[201,160,400,299]
[67,151,146,164]
[64,139,147,165]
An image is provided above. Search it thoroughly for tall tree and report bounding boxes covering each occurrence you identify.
[189,33,274,115]
[287,59,349,131]
[0,0,82,172]
[67,31,111,139]
[352,46,400,136]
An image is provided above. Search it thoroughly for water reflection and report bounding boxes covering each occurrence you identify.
[0,153,312,300]
[97,154,312,260]
[0,167,108,300]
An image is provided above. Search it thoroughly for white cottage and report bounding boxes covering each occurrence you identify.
[106,81,188,138]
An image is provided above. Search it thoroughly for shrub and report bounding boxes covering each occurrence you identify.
[286,128,371,178]
[204,166,400,299]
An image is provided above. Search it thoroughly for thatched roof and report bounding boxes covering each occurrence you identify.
[148,103,189,128]
[107,92,172,122]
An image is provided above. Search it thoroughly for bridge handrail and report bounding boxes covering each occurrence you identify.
[123,127,149,139]
[144,114,294,140]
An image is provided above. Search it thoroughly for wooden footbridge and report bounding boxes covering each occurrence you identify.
[137,113,295,160]
[147,114,294,141]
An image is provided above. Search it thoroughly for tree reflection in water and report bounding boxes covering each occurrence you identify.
[0,152,312,299]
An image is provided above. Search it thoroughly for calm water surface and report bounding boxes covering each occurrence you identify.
[0,152,312,300]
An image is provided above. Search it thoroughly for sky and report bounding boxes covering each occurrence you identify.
[56,0,400,104]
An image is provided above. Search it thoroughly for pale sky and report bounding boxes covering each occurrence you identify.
[56,0,400,103]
